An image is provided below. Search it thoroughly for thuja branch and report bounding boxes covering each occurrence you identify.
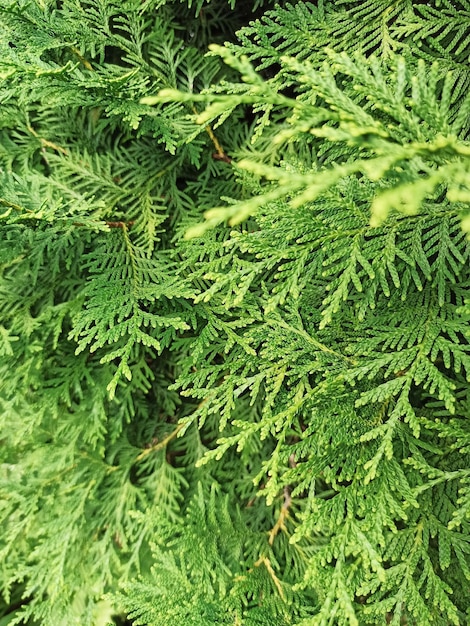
[105,220,135,229]
[135,423,184,462]
[27,125,68,156]
[72,220,135,229]
[268,486,292,546]
[0,198,26,212]
[254,556,286,601]
[192,105,232,163]
[268,317,356,364]
[69,46,93,71]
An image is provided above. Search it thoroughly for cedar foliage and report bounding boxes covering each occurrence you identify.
[0,0,470,624]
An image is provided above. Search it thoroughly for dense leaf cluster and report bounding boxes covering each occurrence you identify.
[0,1,469,625]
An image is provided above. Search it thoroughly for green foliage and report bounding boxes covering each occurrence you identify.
[0,1,470,625]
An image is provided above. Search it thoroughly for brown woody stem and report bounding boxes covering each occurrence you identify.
[192,105,231,163]
[268,486,292,546]
[135,423,184,462]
